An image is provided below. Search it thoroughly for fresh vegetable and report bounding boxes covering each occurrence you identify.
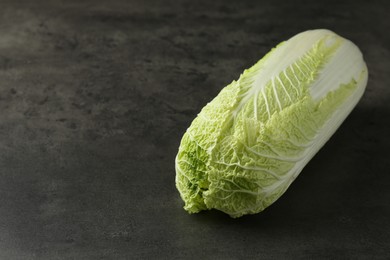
[175,29,368,218]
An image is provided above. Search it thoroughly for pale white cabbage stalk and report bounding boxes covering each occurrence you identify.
[175,29,368,218]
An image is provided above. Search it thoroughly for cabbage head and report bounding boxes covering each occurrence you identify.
[175,29,368,218]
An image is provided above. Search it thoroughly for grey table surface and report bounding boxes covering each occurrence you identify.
[0,0,389,259]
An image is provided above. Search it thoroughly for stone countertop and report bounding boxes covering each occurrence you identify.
[0,0,389,258]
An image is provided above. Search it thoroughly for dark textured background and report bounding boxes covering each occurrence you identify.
[0,0,389,258]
